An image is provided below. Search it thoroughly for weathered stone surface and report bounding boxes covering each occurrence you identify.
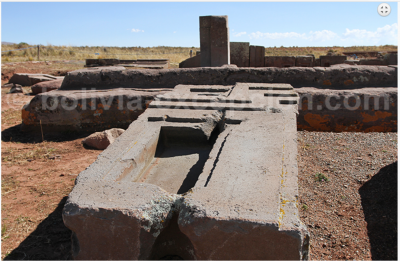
[60,65,397,90]
[344,60,360,65]
[384,53,397,65]
[63,83,309,260]
[2,83,14,89]
[8,73,63,86]
[359,59,388,65]
[21,88,170,132]
[297,87,397,132]
[8,84,23,94]
[319,55,347,67]
[230,42,249,67]
[200,16,230,67]
[256,46,265,67]
[86,59,170,69]
[296,56,314,67]
[265,56,296,67]
[179,55,201,68]
[31,79,63,94]
[86,59,120,67]
[249,45,265,67]
[82,128,125,149]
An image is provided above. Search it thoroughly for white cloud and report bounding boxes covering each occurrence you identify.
[233,31,247,37]
[308,30,338,42]
[342,23,397,44]
[249,31,307,40]
[174,31,177,34]
[131,28,144,33]
[247,24,397,45]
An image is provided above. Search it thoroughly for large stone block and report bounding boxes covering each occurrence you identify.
[249,45,265,67]
[59,66,397,90]
[86,59,120,67]
[21,88,170,132]
[63,82,309,260]
[295,56,314,67]
[297,87,397,132]
[319,55,347,67]
[359,59,388,65]
[230,42,249,67]
[265,56,296,67]
[384,52,397,65]
[9,73,62,86]
[179,55,201,68]
[31,79,63,94]
[200,16,230,67]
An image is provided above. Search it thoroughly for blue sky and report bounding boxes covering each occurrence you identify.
[1,2,398,47]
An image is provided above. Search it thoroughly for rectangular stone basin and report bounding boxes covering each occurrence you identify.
[135,126,219,194]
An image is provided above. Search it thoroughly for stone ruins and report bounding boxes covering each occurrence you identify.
[22,65,397,133]
[63,82,309,259]
[11,15,396,260]
[178,16,397,69]
[85,58,170,69]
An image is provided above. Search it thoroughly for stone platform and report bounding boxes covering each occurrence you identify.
[21,66,397,133]
[21,86,397,133]
[21,88,170,133]
[62,83,309,260]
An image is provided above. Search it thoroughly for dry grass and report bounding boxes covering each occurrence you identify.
[264,45,397,58]
[2,44,199,66]
[1,142,59,166]
[2,43,397,65]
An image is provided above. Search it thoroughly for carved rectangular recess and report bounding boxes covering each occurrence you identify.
[136,126,220,194]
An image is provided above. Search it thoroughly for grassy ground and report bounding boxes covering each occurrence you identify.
[1,43,199,67]
[2,43,397,65]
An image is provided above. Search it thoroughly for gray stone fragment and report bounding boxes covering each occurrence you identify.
[9,73,61,86]
[8,84,23,94]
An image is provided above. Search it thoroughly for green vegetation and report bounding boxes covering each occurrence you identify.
[315,173,329,182]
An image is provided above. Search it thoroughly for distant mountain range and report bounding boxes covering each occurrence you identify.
[2,42,15,45]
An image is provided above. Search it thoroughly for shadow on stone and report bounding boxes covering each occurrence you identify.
[4,197,72,260]
[1,124,88,144]
[359,161,397,260]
